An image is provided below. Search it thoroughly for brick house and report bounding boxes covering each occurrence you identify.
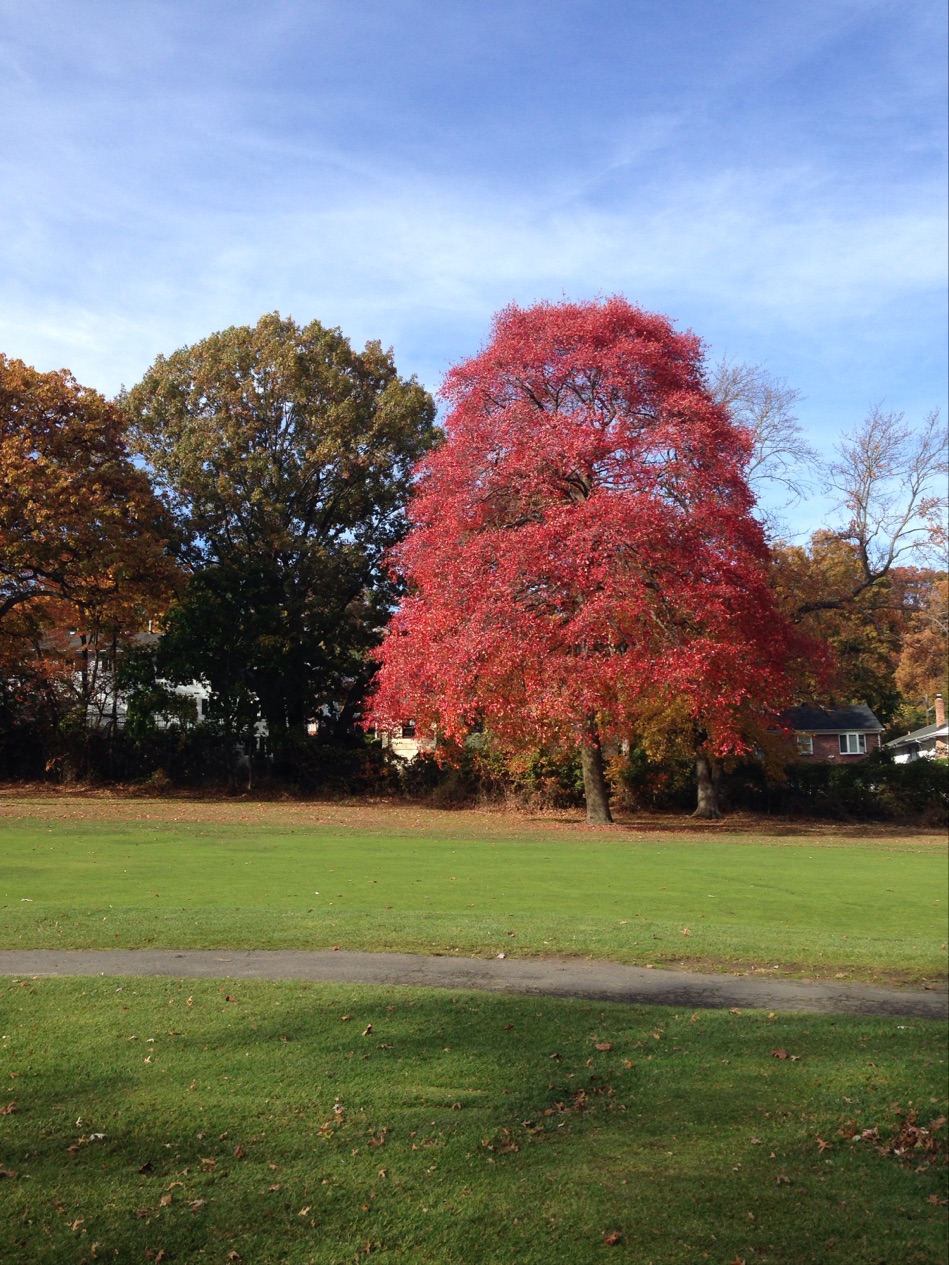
[785,704,884,762]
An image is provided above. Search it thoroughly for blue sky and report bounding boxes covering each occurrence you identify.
[1,0,945,527]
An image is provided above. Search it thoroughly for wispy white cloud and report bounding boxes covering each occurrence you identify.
[0,0,944,471]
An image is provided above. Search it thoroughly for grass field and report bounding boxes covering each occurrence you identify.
[1,793,946,1263]
[1,795,946,983]
[1,975,946,1264]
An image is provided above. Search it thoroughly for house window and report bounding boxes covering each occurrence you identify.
[839,732,866,755]
[797,734,814,756]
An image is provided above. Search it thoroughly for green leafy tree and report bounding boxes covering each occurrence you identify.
[122,313,437,758]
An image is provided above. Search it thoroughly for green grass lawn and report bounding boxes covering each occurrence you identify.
[1,796,947,1263]
[1,797,946,983]
[1,976,946,1265]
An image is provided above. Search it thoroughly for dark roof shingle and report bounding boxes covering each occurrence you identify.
[785,704,883,733]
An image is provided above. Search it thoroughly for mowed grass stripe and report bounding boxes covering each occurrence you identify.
[0,805,945,981]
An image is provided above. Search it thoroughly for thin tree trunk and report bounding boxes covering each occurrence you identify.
[581,729,613,825]
[692,753,722,819]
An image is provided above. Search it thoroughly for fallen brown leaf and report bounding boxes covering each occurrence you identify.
[603,1230,622,1246]
[188,1198,206,1212]
[771,1049,789,1060]
[0,1102,16,1115]
[594,1042,613,1052]
[0,1167,17,1179]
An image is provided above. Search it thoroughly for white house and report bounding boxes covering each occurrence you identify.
[886,694,948,763]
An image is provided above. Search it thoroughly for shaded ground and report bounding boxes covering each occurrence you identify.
[2,948,945,1018]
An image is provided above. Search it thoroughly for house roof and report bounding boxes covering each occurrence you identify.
[886,721,949,749]
[785,704,883,733]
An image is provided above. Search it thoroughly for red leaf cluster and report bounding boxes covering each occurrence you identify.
[370,298,801,758]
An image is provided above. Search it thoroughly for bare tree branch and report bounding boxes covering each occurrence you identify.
[830,406,948,576]
[794,406,948,617]
[709,357,819,507]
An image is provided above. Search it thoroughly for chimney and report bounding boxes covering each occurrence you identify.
[935,694,946,728]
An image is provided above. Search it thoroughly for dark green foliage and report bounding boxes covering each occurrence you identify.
[722,750,948,823]
[122,313,437,750]
[272,735,392,796]
[614,743,696,811]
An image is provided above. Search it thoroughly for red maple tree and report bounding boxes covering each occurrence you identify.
[369,298,802,820]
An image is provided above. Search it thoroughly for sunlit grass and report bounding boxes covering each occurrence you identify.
[1,799,945,981]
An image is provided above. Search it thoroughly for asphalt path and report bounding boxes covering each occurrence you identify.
[1,949,945,1018]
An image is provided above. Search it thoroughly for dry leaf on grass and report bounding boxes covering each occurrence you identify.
[603,1230,622,1245]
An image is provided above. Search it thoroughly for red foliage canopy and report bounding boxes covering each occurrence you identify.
[370,298,799,760]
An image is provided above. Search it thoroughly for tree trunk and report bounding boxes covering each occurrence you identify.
[692,753,722,819]
[581,730,613,825]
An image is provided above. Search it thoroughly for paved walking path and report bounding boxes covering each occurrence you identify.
[1,949,945,1018]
